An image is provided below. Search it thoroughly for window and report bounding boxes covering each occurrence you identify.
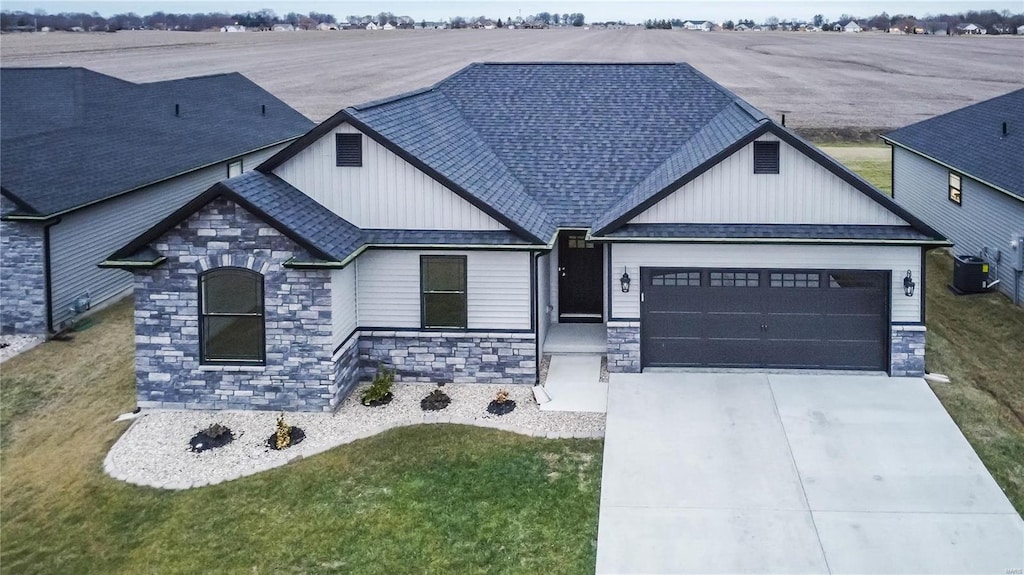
[227,160,243,178]
[710,271,759,287]
[335,133,363,167]
[651,271,701,286]
[421,256,467,329]
[753,141,780,174]
[828,272,884,289]
[770,272,820,288]
[200,268,265,364]
[948,172,962,205]
[567,235,594,249]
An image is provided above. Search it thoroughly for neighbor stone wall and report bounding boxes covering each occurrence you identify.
[890,324,926,377]
[359,331,537,385]
[134,198,338,412]
[0,197,48,335]
[606,321,641,373]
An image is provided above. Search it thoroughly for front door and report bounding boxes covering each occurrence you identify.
[558,232,603,322]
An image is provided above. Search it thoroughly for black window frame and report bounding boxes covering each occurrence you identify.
[199,267,266,365]
[948,171,962,206]
[335,133,363,167]
[753,141,780,174]
[420,255,468,329]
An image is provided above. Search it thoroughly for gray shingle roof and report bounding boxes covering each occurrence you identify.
[602,223,935,242]
[1,67,313,216]
[883,88,1023,200]
[345,63,768,237]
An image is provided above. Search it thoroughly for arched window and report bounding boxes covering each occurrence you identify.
[199,268,265,364]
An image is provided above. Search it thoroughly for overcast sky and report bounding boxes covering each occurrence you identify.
[3,0,1019,23]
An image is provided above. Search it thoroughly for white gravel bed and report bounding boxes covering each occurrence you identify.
[0,335,42,363]
[104,382,605,490]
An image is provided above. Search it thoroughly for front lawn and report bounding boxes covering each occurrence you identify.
[0,300,603,574]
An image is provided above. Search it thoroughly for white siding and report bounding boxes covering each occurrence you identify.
[631,134,906,225]
[331,264,357,349]
[610,243,921,323]
[48,144,286,329]
[356,249,531,330]
[273,124,507,231]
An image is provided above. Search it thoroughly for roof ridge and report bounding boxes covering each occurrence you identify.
[682,63,769,122]
[884,87,1024,138]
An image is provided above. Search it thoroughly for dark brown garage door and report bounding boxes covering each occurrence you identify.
[641,268,889,370]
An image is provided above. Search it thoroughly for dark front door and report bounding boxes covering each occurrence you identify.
[641,268,888,370]
[558,232,603,322]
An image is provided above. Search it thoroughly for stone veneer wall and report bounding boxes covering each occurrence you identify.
[890,324,926,377]
[0,197,48,335]
[359,331,537,385]
[606,321,641,373]
[331,335,362,408]
[135,198,338,412]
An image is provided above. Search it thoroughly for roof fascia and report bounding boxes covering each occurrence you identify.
[881,137,1022,203]
[587,235,951,247]
[594,123,771,235]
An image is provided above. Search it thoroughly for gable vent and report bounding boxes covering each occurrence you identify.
[335,133,363,167]
[753,141,780,174]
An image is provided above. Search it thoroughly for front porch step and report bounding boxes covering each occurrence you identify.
[543,323,607,354]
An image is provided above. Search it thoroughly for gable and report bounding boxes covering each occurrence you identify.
[629,134,908,226]
[272,123,507,231]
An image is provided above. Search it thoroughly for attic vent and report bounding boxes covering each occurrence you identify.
[335,134,363,167]
[753,141,780,174]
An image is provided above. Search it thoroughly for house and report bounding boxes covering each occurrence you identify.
[843,21,863,33]
[882,89,1024,306]
[317,23,338,31]
[734,24,750,31]
[1017,25,1024,35]
[0,68,313,336]
[220,25,246,32]
[957,23,986,35]
[271,24,295,32]
[683,20,713,31]
[365,22,379,30]
[104,63,947,412]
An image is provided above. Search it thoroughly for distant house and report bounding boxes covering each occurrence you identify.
[843,21,863,33]
[683,20,713,31]
[888,26,905,34]
[365,22,379,30]
[1018,24,1024,35]
[0,68,313,336]
[883,89,1024,306]
[220,25,246,32]
[957,23,986,35]
[922,22,949,35]
[271,24,295,32]
[382,22,395,30]
[317,22,338,31]
[734,24,750,31]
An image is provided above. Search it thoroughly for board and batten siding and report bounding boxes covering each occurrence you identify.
[49,144,286,329]
[331,265,358,349]
[272,124,507,231]
[631,134,906,225]
[356,250,531,330]
[893,146,1023,305]
[610,243,922,323]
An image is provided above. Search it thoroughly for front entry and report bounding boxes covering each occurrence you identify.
[558,232,603,323]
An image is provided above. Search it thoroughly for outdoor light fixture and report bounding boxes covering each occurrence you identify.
[903,270,916,297]
[620,268,631,293]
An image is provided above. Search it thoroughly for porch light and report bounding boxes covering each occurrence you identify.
[903,270,916,297]
[620,268,631,293]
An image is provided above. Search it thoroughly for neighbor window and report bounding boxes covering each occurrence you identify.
[335,133,363,167]
[227,160,243,178]
[421,256,467,329]
[753,141,780,174]
[200,268,265,364]
[948,172,962,205]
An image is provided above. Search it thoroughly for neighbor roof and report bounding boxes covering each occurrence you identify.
[883,88,1023,201]
[0,67,313,216]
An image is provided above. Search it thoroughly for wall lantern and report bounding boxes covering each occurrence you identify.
[620,268,631,293]
[903,270,916,297]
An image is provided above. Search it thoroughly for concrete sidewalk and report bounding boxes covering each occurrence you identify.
[596,373,1024,574]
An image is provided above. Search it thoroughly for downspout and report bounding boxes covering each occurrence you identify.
[42,217,62,335]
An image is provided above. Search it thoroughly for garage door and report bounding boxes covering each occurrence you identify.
[641,268,889,370]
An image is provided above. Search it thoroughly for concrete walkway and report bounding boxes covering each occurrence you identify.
[596,373,1024,574]
[540,354,607,413]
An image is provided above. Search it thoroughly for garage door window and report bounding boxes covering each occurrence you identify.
[651,271,701,286]
[770,272,820,288]
[828,272,885,289]
[709,271,759,287]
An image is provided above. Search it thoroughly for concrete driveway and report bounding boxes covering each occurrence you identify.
[596,373,1024,574]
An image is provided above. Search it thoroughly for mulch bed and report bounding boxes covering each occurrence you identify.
[486,400,516,416]
[189,425,235,453]
[420,389,451,411]
[362,392,394,407]
[265,427,306,450]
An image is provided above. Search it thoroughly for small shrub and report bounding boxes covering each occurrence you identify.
[266,413,305,450]
[361,364,395,407]
[487,389,516,416]
[189,423,234,452]
[420,386,451,411]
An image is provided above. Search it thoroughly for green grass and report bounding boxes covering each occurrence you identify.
[840,152,1024,514]
[819,144,892,194]
[0,300,603,574]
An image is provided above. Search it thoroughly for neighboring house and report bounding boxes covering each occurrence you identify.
[317,23,338,31]
[365,22,379,30]
[734,24,750,31]
[843,21,863,33]
[957,23,986,35]
[105,63,947,412]
[683,20,713,31]
[0,67,313,336]
[1017,24,1024,35]
[220,25,246,32]
[271,24,295,32]
[882,89,1024,306]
